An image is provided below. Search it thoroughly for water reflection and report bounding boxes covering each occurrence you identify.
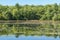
[0,21,60,38]
[0,35,60,40]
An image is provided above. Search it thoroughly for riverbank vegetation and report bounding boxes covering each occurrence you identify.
[0,3,60,20]
[0,3,60,38]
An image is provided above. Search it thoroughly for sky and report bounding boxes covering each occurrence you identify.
[0,0,60,5]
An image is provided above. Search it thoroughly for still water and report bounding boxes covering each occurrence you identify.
[0,35,60,40]
[0,21,60,40]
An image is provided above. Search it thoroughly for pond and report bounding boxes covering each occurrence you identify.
[0,35,60,40]
[0,21,60,40]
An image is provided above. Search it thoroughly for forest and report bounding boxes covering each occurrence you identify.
[0,3,60,20]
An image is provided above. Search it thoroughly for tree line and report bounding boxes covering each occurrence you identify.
[0,3,60,20]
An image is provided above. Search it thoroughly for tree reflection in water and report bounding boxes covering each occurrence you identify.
[0,22,60,38]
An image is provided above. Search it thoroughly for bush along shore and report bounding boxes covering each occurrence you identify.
[0,3,60,20]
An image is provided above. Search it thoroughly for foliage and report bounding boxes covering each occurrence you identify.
[0,3,60,20]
